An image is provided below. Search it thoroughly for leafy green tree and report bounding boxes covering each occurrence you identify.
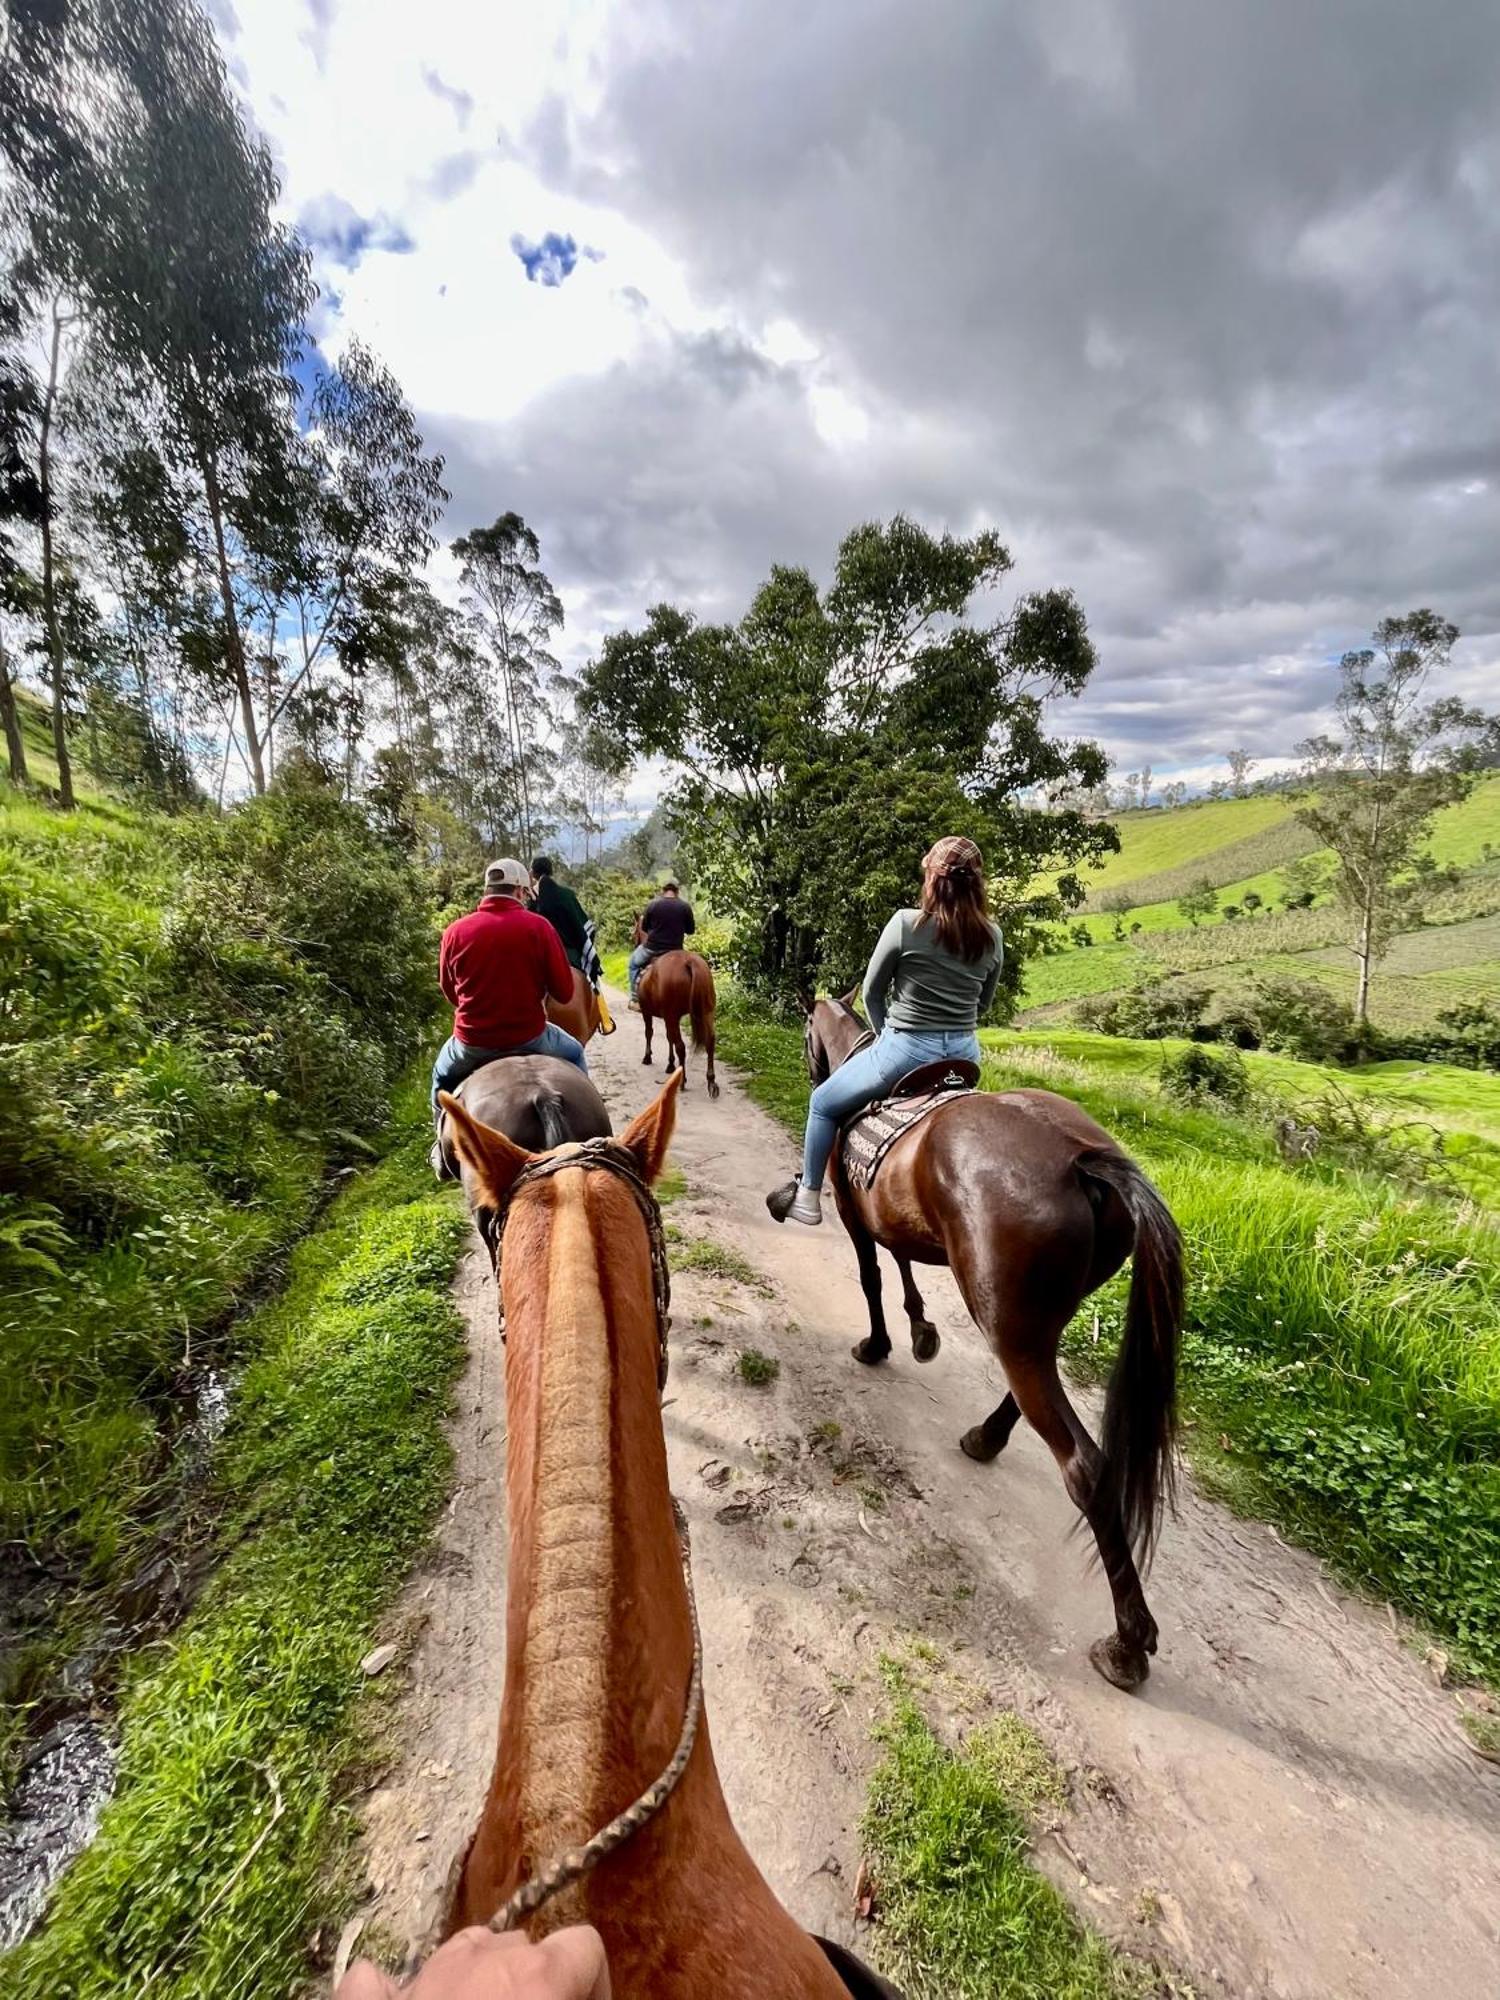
[1176,878,1219,928]
[1295,611,1499,1029]
[1227,748,1255,796]
[3,0,315,794]
[581,516,1115,1006]
[451,512,563,857]
[0,283,44,782]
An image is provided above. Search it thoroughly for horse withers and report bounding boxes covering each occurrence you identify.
[639,950,718,1098]
[436,1072,887,1997]
[804,996,1185,1693]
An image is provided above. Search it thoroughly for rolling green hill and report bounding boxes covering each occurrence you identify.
[1023,776,1500,1030]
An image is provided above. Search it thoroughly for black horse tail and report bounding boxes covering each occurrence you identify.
[687,956,715,1051]
[1076,1149,1183,1566]
[536,1091,572,1151]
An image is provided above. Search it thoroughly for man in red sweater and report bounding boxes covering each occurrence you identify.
[431,858,588,1148]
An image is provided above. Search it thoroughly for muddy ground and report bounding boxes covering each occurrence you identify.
[351,1003,1500,1999]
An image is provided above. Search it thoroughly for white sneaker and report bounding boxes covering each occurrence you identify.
[788,1184,824,1227]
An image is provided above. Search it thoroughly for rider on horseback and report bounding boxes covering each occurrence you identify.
[430,859,590,1176]
[768,837,1002,1227]
[627,879,696,1010]
[530,854,591,969]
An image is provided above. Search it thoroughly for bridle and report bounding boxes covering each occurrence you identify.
[489,1137,673,1391]
[483,1136,702,1935]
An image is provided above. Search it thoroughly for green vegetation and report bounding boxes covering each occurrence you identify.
[737,1349,781,1387]
[1019,776,1500,1038]
[1,764,437,1774]
[666,1224,768,1291]
[862,1667,1149,1999]
[3,1079,468,1997]
[714,994,1500,1683]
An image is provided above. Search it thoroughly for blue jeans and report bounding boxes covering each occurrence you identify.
[802,1026,981,1189]
[628,943,656,995]
[430,1025,588,1119]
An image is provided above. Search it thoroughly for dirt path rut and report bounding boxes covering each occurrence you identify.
[354,1005,1500,1997]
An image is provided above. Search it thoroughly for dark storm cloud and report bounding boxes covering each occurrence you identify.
[467,0,1500,771]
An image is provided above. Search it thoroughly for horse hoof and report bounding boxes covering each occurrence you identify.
[708,1081,720,1099]
[911,1323,940,1363]
[641,1055,652,1067]
[852,1338,890,1367]
[1089,1634,1151,1692]
[959,1425,1000,1462]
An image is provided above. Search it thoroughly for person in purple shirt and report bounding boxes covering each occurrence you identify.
[626,880,695,1008]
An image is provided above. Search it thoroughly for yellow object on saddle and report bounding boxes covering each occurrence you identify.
[596,988,616,1035]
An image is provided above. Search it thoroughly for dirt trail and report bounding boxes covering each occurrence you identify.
[355,1005,1500,1997]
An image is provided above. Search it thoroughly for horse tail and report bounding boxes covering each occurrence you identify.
[688,956,715,1051]
[1075,1149,1183,1566]
[536,1091,571,1151]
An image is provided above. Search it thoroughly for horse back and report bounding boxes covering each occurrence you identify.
[845,1086,1121,1260]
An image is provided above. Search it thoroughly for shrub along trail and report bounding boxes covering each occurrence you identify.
[361,1003,1500,2000]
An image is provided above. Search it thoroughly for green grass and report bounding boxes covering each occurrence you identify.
[861,1668,1150,1999]
[666,1224,769,1291]
[737,1348,781,1387]
[1424,773,1500,869]
[710,992,1500,1682]
[1,1077,469,1998]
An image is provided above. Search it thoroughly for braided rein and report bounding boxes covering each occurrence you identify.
[486,1140,699,1935]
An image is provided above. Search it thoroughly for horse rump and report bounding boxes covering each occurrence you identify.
[687,953,716,1050]
[1075,1149,1184,1566]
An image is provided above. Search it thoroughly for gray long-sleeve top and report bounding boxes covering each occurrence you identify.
[861,908,1003,1034]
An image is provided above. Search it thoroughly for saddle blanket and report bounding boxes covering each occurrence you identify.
[839,1078,974,1191]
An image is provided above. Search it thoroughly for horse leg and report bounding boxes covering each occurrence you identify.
[704,1028,719,1100]
[1005,1350,1158,1690]
[959,1390,1020,1462]
[667,1012,686,1085]
[642,1012,654,1067]
[839,1200,892,1366]
[893,1252,940,1362]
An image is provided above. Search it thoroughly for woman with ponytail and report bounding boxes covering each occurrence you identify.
[769,836,1003,1227]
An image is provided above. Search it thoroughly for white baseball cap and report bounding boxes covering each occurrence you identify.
[483,857,530,893]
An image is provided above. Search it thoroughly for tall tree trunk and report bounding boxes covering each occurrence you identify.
[1354,891,1374,1032]
[200,446,266,794]
[0,632,28,782]
[38,307,74,808]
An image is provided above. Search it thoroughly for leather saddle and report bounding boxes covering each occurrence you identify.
[889,1057,980,1098]
[837,1059,981,1194]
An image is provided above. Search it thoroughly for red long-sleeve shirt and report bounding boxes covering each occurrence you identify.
[438,895,573,1048]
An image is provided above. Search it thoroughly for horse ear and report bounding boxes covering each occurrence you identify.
[618,1070,682,1185]
[839,985,860,1011]
[794,985,817,1018]
[438,1093,534,1207]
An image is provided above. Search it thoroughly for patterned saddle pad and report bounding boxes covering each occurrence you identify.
[838,1074,975,1191]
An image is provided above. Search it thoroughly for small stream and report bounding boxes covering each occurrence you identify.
[0,1366,235,1953]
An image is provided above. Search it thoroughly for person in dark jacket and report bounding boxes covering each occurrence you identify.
[530,855,591,970]
[626,880,696,1007]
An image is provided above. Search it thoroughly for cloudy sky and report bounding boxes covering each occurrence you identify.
[216,0,1500,789]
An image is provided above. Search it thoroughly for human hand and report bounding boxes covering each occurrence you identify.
[337,1925,611,2000]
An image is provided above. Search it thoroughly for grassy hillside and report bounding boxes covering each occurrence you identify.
[1023,776,1500,1030]
[1,759,439,1778]
[714,995,1500,1682]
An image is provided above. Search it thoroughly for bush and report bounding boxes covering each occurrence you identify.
[1160,1043,1251,1109]
[1237,975,1360,1064]
[1076,977,1210,1039]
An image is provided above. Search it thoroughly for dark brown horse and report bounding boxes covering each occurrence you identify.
[640,950,719,1098]
[805,997,1184,1691]
[437,1055,611,1253]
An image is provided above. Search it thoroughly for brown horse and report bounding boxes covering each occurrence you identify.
[804,997,1184,1692]
[436,1074,884,1997]
[639,950,718,1098]
[547,965,608,1045]
[437,1056,611,1252]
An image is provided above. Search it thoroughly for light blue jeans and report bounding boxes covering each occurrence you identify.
[627,943,657,995]
[430,1024,587,1120]
[802,1025,981,1189]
